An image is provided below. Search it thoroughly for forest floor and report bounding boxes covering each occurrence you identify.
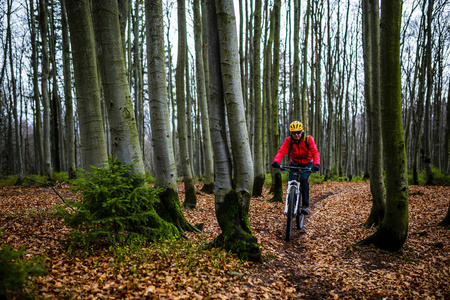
[0,181,449,299]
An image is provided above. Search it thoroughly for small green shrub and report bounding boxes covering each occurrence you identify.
[430,166,450,186]
[0,176,18,186]
[56,156,178,252]
[408,166,450,186]
[0,239,47,298]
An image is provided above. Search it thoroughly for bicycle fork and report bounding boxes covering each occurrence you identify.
[285,180,301,215]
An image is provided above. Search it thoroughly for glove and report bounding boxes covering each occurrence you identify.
[313,164,320,172]
[272,162,280,169]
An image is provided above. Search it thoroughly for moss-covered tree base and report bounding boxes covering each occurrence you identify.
[364,200,385,229]
[182,180,197,209]
[155,188,196,232]
[356,226,407,251]
[200,182,215,194]
[268,172,283,203]
[210,190,262,262]
[252,174,265,197]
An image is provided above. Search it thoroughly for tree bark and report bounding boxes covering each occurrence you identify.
[363,0,386,229]
[252,0,264,196]
[358,0,408,251]
[65,0,108,170]
[38,0,52,177]
[206,0,261,262]
[176,0,197,209]
[91,0,145,175]
[145,0,194,232]
[61,0,76,178]
[193,0,215,194]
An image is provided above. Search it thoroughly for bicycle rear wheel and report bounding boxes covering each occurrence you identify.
[285,188,296,241]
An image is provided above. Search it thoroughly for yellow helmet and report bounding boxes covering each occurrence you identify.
[289,121,303,132]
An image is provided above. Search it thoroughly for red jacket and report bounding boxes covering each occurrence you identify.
[273,135,320,166]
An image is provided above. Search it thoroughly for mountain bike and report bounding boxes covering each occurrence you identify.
[278,165,312,241]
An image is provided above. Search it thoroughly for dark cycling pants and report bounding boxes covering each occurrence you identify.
[288,162,313,207]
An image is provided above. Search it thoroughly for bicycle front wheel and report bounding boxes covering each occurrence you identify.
[285,188,296,241]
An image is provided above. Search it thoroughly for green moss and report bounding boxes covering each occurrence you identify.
[209,190,262,262]
[155,188,194,232]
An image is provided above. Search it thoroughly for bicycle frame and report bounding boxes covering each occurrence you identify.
[279,165,312,240]
[285,180,301,216]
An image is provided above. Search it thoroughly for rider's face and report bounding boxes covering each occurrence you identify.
[291,130,303,140]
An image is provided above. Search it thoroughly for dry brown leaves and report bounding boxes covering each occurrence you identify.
[0,182,449,299]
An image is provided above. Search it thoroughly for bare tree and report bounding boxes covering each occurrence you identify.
[206,0,261,262]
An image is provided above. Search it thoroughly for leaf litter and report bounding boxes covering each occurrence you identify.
[0,182,449,299]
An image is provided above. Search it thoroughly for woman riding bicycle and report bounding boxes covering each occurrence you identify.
[271,121,320,215]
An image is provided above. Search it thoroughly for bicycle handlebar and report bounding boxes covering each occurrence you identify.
[277,165,313,173]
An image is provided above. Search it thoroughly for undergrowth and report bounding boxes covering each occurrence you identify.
[54,156,177,253]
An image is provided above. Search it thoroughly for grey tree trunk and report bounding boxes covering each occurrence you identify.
[145,0,194,232]
[302,0,310,127]
[252,0,264,196]
[91,0,145,175]
[176,0,197,208]
[445,80,450,174]
[61,0,76,178]
[423,0,434,185]
[363,0,386,229]
[29,0,44,174]
[206,0,261,262]
[38,0,52,177]
[65,0,108,170]
[292,0,300,120]
[358,0,408,251]
[193,0,214,194]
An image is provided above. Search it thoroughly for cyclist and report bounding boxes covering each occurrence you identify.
[271,121,320,215]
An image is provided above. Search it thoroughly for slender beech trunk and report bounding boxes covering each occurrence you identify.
[29,0,44,174]
[145,0,195,233]
[252,0,264,196]
[193,0,214,194]
[65,0,108,170]
[364,0,386,229]
[61,0,76,178]
[423,0,434,185]
[176,0,197,208]
[38,0,52,177]
[91,0,145,175]
[206,0,261,262]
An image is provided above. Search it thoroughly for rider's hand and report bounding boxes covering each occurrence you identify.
[272,162,280,169]
[313,164,320,172]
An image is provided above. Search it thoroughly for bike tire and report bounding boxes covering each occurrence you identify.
[285,188,296,241]
[296,193,303,229]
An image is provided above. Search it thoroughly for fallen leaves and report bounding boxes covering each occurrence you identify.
[0,182,449,299]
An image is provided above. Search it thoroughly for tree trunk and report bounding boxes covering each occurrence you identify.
[423,0,434,185]
[38,0,52,177]
[358,0,408,251]
[444,78,450,174]
[65,0,108,170]
[176,0,197,209]
[145,0,195,232]
[206,0,261,262]
[193,0,214,194]
[252,0,264,196]
[61,0,76,178]
[91,0,145,175]
[28,0,44,175]
[363,0,386,229]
